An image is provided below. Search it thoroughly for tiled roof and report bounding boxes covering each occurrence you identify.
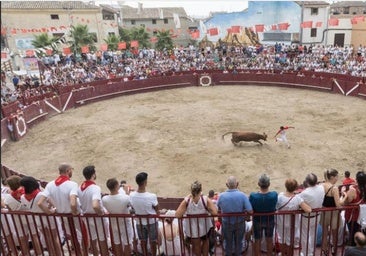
[330,1,366,7]
[1,1,100,10]
[122,7,187,19]
[295,1,329,7]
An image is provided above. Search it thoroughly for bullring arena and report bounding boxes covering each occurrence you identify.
[1,70,366,255]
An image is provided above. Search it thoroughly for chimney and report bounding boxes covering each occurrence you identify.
[137,2,143,14]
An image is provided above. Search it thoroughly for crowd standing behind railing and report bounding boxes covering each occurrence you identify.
[1,165,365,256]
[1,43,366,107]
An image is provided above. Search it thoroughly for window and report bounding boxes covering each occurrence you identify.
[343,7,350,14]
[152,19,157,24]
[131,20,136,25]
[310,28,317,38]
[50,14,59,20]
[108,32,115,36]
[153,31,158,35]
[164,18,168,24]
[103,13,114,20]
[311,8,318,15]
[363,8,366,14]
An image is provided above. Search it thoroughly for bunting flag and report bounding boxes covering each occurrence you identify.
[2,52,8,59]
[301,21,313,28]
[351,18,358,25]
[316,21,323,27]
[271,24,277,30]
[208,27,219,36]
[278,22,290,30]
[231,26,241,33]
[255,24,265,33]
[351,15,365,24]
[328,18,339,26]
[173,13,181,29]
[130,40,139,48]
[118,42,126,50]
[63,47,71,55]
[100,44,108,51]
[81,46,89,53]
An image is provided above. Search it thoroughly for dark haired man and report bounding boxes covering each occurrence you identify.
[130,172,159,256]
[345,231,366,256]
[77,165,108,256]
[343,170,356,185]
[299,173,325,256]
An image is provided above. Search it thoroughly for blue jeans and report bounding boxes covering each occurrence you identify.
[222,221,245,256]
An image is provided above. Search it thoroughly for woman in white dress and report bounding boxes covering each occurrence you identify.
[276,178,311,256]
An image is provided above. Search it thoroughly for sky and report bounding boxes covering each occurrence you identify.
[95,0,250,18]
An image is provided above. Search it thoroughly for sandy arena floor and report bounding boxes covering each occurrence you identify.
[1,85,366,197]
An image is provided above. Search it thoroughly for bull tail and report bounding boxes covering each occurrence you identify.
[222,132,233,141]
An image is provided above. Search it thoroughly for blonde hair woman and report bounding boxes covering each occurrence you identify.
[175,181,217,256]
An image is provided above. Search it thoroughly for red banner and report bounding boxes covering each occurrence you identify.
[231,26,241,33]
[1,52,7,59]
[328,18,339,26]
[118,42,126,50]
[100,44,108,51]
[130,40,139,48]
[271,24,277,30]
[255,24,264,33]
[208,28,218,36]
[81,46,89,53]
[278,23,290,30]
[25,50,35,57]
[316,21,322,27]
[301,21,313,28]
[46,49,53,56]
[190,30,200,39]
[63,47,71,55]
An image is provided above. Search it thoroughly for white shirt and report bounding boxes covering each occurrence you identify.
[299,185,325,209]
[130,191,158,225]
[102,194,131,214]
[43,179,79,213]
[77,184,103,214]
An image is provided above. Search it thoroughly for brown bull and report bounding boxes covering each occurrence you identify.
[222,131,267,145]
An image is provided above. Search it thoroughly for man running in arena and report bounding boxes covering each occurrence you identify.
[274,125,295,148]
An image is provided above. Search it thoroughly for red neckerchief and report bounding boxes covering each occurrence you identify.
[11,187,25,201]
[24,189,41,202]
[55,175,70,186]
[80,180,95,192]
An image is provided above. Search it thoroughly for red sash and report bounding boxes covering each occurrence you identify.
[11,187,25,201]
[55,175,70,186]
[80,180,95,192]
[24,189,41,202]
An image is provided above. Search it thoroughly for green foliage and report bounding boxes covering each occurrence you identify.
[155,30,174,51]
[104,34,120,51]
[31,33,60,56]
[68,24,95,54]
[129,27,150,48]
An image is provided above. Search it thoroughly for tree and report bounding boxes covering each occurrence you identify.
[31,33,60,56]
[129,27,150,48]
[104,34,120,51]
[155,30,174,51]
[68,24,96,54]
[119,27,131,43]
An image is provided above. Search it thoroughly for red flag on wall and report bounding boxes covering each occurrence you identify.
[301,21,313,28]
[190,30,200,39]
[26,50,35,57]
[100,44,108,51]
[63,47,71,55]
[118,42,126,50]
[130,40,139,48]
[208,27,218,36]
[46,49,53,56]
[328,18,339,26]
[271,24,277,30]
[255,24,264,32]
[81,46,89,53]
[231,26,241,33]
[1,52,8,59]
[316,22,323,27]
[278,23,290,30]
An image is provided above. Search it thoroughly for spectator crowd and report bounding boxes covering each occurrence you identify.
[1,165,365,256]
[2,43,366,107]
